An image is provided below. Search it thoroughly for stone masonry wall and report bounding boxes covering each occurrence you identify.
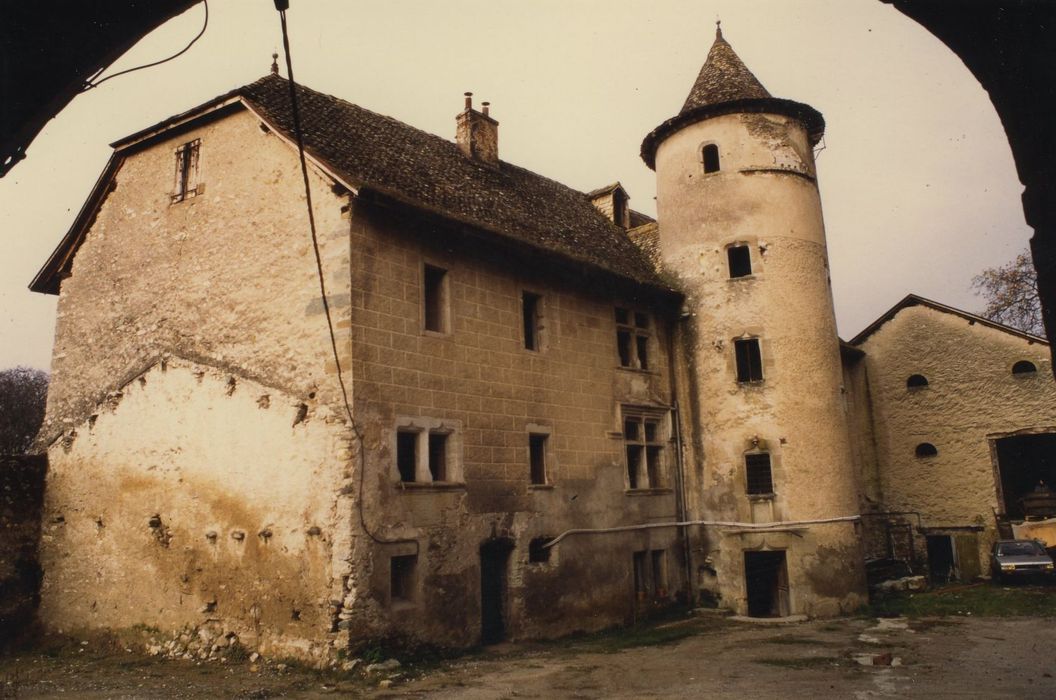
[342,200,683,647]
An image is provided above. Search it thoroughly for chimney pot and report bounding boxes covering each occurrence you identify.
[482,101,490,116]
[464,92,473,110]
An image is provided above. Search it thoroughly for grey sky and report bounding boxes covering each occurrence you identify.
[0,0,1030,371]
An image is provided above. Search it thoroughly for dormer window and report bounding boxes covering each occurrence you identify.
[172,139,200,202]
[702,143,720,174]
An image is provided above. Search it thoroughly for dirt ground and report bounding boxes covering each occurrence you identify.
[2,610,1055,698]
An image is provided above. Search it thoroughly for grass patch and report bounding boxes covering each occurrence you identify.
[753,656,842,670]
[871,584,1056,618]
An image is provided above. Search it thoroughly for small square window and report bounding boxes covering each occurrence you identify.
[390,554,417,602]
[428,433,447,481]
[734,338,764,383]
[423,264,448,333]
[728,245,752,278]
[529,433,548,485]
[745,452,774,495]
[396,431,417,482]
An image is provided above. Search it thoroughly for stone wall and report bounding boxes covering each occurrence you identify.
[36,107,355,661]
[341,200,683,647]
[855,304,1056,573]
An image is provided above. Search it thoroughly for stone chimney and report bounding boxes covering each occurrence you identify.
[456,92,499,167]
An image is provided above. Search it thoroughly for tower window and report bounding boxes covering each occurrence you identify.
[734,338,764,383]
[728,245,752,278]
[915,443,938,458]
[522,292,542,350]
[906,374,929,388]
[423,264,448,333]
[702,143,720,174]
[615,307,651,370]
[1012,360,1037,375]
[745,452,774,495]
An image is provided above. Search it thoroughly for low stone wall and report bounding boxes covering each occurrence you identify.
[0,454,46,647]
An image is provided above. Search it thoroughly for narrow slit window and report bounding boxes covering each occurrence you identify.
[702,143,720,173]
[423,264,448,333]
[651,550,667,596]
[428,432,447,481]
[633,551,648,597]
[727,245,752,278]
[396,431,418,482]
[172,139,201,202]
[745,452,774,495]
[390,554,417,602]
[529,433,547,485]
[734,338,764,383]
[522,292,542,350]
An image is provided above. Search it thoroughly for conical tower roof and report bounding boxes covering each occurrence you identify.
[680,25,771,113]
[640,24,824,170]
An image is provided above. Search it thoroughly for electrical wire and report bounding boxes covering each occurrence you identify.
[275,6,407,548]
[82,1,209,92]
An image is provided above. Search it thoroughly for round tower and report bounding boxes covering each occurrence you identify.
[642,25,866,617]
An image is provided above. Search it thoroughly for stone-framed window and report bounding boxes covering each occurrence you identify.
[622,408,667,490]
[745,452,774,496]
[616,307,651,370]
[727,244,752,278]
[172,139,201,203]
[394,417,462,484]
[734,337,764,383]
[633,549,668,601]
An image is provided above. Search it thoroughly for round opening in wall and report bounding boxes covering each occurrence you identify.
[906,374,929,389]
[915,442,938,458]
[1012,360,1037,375]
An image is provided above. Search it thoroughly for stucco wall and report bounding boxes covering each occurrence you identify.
[342,201,683,646]
[855,304,1056,569]
[37,107,356,660]
[654,111,865,616]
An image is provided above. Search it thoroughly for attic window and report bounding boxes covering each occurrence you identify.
[172,139,201,202]
[702,144,720,174]
[1012,360,1037,375]
[906,374,929,389]
[727,245,752,278]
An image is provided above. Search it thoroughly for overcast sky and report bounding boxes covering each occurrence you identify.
[0,0,1031,371]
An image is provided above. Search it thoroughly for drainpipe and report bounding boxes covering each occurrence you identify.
[666,316,694,603]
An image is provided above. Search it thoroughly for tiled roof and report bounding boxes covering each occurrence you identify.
[239,75,668,289]
[681,27,771,113]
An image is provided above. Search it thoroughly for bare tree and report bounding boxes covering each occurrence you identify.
[972,249,1045,337]
[0,367,49,455]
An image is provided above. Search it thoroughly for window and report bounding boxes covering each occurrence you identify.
[423,264,448,333]
[734,338,763,383]
[172,139,201,202]
[615,307,651,370]
[915,442,938,458]
[528,537,552,564]
[394,419,461,484]
[390,554,417,602]
[1012,360,1037,375]
[522,292,542,350]
[529,433,548,485]
[428,433,447,481]
[702,143,720,173]
[745,452,774,495]
[906,374,929,388]
[624,411,665,489]
[396,431,418,482]
[651,550,667,597]
[728,245,752,278]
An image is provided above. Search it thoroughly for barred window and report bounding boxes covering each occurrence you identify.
[745,452,774,495]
